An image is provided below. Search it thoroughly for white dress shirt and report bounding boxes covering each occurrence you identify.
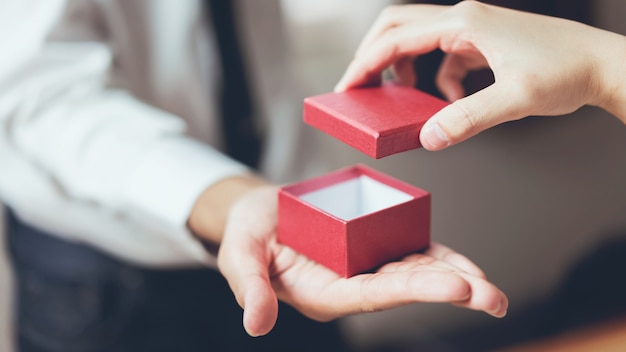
[0,0,318,267]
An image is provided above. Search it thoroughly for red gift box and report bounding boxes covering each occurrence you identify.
[304,84,448,159]
[277,164,431,277]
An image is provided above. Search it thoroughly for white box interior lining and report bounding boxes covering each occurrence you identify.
[299,175,413,220]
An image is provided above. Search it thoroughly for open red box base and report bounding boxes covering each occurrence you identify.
[278,164,431,277]
[304,84,448,159]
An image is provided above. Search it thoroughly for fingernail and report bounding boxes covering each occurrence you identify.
[335,62,356,92]
[493,308,507,318]
[421,123,449,150]
[491,297,508,318]
[488,301,502,318]
[334,75,349,92]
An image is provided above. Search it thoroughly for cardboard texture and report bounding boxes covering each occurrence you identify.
[278,164,431,277]
[304,84,448,159]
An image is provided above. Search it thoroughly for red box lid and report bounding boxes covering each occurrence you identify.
[304,84,448,159]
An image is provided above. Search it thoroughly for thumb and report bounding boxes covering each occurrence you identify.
[239,273,279,337]
[218,236,278,337]
[219,252,278,336]
[216,186,280,336]
[420,83,529,150]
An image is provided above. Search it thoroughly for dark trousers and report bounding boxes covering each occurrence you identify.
[5,210,351,352]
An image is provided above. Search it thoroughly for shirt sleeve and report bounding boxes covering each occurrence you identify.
[0,2,248,231]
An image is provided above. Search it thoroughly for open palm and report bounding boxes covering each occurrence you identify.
[218,186,507,336]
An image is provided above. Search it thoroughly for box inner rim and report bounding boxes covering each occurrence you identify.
[298,175,413,221]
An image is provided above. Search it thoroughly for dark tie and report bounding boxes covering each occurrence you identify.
[206,0,263,168]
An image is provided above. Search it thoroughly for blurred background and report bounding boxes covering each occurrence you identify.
[2,0,626,351]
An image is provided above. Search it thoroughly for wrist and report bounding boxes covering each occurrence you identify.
[591,30,626,123]
[187,174,270,245]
